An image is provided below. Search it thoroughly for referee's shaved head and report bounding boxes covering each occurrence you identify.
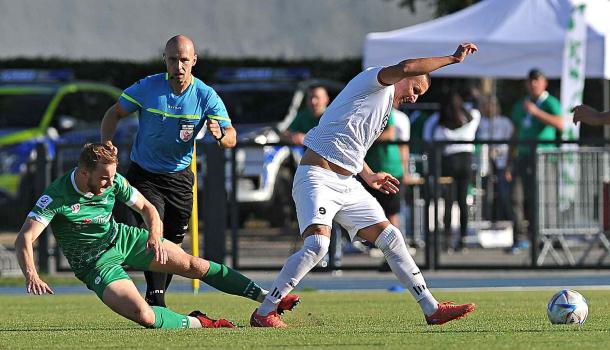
[165,35,196,54]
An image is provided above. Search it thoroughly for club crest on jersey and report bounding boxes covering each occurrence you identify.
[36,195,53,209]
[70,204,80,214]
[179,122,195,142]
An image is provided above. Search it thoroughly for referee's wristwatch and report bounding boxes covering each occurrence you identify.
[214,127,226,142]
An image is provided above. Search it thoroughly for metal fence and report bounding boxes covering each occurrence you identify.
[4,139,609,275]
[536,148,610,266]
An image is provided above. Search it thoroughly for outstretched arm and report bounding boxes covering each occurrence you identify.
[15,219,54,295]
[573,105,610,126]
[378,43,478,86]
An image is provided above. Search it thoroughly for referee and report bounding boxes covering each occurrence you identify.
[100,35,236,307]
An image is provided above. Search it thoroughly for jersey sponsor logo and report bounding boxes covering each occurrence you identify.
[36,195,53,209]
[84,197,109,206]
[93,213,112,224]
[373,96,392,137]
[179,121,195,142]
[70,204,80,214]
[83,218,92,224]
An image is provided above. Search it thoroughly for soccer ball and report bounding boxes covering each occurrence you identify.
[547,289,588,325]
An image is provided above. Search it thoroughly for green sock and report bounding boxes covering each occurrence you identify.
[201,261,262,300]
[150,306,190,329]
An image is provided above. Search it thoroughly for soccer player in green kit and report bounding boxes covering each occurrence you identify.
[15,143,297,329]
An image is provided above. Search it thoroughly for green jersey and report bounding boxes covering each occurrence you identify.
[28,169,138,274]
[511,91,562,156]
[365,112,404,178]
[288,109,321,133]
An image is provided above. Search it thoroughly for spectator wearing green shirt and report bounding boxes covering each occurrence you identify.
[506,68,564,254]
[364,110,404,229]
[284,85,329,145]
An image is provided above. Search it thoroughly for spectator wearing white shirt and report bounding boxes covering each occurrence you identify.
[433,92,480,252]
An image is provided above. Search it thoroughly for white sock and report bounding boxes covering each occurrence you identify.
[256,288,269,302]
[188,316,202,328]
[258,234,330,316]
[375,225,438,316]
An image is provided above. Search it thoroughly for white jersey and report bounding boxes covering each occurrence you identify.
[304,67,394,174]
[432,108,481,155]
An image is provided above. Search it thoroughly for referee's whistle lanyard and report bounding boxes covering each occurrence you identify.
[523,91,549,128]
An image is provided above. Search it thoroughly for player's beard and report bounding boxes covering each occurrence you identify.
[86,178,105,196]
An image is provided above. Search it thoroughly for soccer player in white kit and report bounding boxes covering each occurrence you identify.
[251,43,479,328]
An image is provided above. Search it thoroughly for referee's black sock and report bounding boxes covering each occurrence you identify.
[165,274,174,291]
[145,271,168,307]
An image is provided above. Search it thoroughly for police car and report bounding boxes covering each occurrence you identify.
[0,69,137,227]
[210,68,343,227]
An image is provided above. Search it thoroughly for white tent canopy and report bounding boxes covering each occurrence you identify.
[363,0,610,79]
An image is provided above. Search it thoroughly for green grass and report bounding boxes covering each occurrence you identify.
[0,290,608,349]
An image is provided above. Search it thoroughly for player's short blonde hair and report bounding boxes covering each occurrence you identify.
[78,143,118,171]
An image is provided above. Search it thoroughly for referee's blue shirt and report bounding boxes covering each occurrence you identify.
[119,73,231,173]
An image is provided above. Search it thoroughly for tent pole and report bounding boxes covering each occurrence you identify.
[602,78,610,140]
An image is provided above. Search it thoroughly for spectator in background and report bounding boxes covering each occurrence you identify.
[363,108,404,230]
[284,85,329,145]
[476,94,514,221]
[506,68,563,254]
[393,107,419,250]
[393,107,413,186]
[362,107,416,262]
[433,91,481,252]
[573,105,610,125]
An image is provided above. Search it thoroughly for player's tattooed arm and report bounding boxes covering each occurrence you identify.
[15,219,54,295]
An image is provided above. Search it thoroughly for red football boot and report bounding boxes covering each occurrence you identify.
[425,302,476,325]
[188,310,236,328]
[277,294,300,315]
[250,309,288,328]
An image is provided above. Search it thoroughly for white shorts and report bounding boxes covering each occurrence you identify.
[292,165,387,241]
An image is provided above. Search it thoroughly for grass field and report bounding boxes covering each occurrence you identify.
[1,290,609,349]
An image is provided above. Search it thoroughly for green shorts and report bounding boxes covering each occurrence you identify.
[75,223,162,299]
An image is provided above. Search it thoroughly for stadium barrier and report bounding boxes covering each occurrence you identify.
[16,139,609,275]
[536,147,610,265]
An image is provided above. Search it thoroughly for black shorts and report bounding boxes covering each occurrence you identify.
[357,176,402,217]
[125,162,194,244]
